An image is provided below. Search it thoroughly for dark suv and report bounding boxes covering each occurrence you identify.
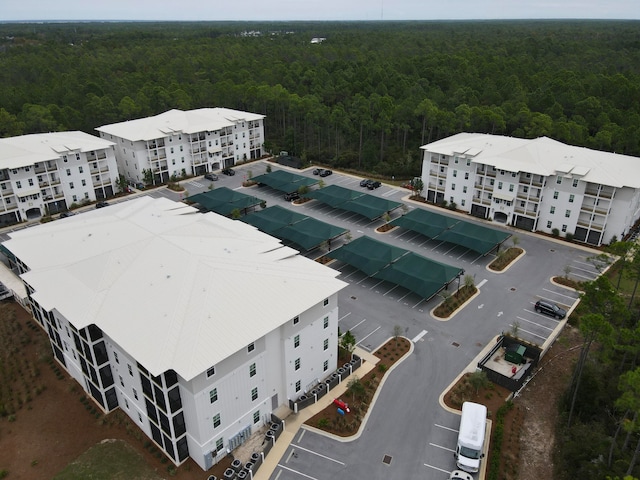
[534,300,566,319]
[284,192,300,201]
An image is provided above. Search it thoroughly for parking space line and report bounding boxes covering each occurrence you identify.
[276,464,319,480]
[350,318,367,330]
[434,423,458,433]
[290,444,345,465]
[424,463,452,474]
[516,316,554,331]
[338,312,351,322]
[541,288,578,301]
[524,308,561,321]
[510,324,546,340]
[383,284,400,297]
[356,326,381,345]
[429,442,456,453]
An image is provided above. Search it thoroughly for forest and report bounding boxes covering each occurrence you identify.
[0,20,640,181]
[2,20,640,479]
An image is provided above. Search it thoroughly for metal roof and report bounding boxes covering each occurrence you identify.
[4,197,346,380]
[0,132,115,169]
[421,133,640,188]
[96,108,265,142]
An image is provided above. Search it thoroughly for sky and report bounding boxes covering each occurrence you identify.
[2,0,639,22]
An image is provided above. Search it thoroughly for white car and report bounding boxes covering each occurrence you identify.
[449,470,473,480]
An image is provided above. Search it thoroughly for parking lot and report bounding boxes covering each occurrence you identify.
[4,161,602,479]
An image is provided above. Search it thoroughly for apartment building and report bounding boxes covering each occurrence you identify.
[2,197,346,470]
[421,133,640,246]
[0,131,118,224]
[96,108,265,186]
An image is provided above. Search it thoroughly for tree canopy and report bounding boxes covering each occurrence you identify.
[1,20,639,178]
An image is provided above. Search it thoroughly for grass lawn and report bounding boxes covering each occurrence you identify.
[53,439,164,480]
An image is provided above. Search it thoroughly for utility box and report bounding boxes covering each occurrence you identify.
[505,343,526,364]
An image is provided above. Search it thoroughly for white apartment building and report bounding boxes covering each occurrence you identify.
[421,133,640,246]
[96,108,265,186]
[0,131,118,224]
[2,197,346,471]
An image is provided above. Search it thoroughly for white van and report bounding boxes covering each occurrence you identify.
[455,401,487,473]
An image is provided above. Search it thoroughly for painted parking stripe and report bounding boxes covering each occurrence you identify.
[515,316,554,331]
[510,324,546,340]
[276,464,319,480]
[434,423,458,433]
[424,463,453,474]
[356,326,381,345]
[290,444,345,465]
[541,288,578,301]
[429,442,456,453]
[412,330,428,342]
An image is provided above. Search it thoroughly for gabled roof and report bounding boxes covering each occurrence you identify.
[421,133,640,189]
[4,197,346,381]
[0,131,115,169]
[96,108,265,142]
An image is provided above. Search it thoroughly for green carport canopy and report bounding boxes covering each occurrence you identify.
[436,221,511,255]
[242,205,348,251]
[187,187,262,216]
[277,218,348,251]
[242,205,307,235]
[374,252,463,300]
[328,236,407,276]
[252,170,317,193]
[390,208,458,239]
[306,185,403,220]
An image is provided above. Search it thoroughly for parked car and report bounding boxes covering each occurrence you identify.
[59,211,75,218]
[534,300,566,319]
[204,172,219,181]
[284,192,300,201]
[222,168,235,176]
[449,470,473,480]
[312,168,322,175]
[95,201,110,209]
[319,169,332,177]
[367,180,381,190]
[360,179,371,187]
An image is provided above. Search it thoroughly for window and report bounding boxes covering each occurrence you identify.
[464,172,469,180]
[547,221,552,228]
[573,179,579,187]
[323,317,329,329]
[323,298,329,306]
[138,412,142,422]
[28,178,33,186]
[209,388,218,404]
[556,176,562,185]
[463,186,467,193]
[498,182,503,190]
[251,387,258,401]
[295,380,301,392]
[16,181,21,189]
[294,335,300,348]
[79,166,83,174]
[461,199,466,206]
[213,413,221,428]
[294,358,301,371]
[569,194,574,203]
[293,316,299,325]
[490,179,495,186]
[553,191,559,199]
[216,438,224,452]
[114,352,119,364]
[206,366,215,377]
[133,388,138,400]
[247,343,255,353]
[520,201,525,207]
[451,184,455,191]
[66,169,71,176]
[170,147,174,154]
[453,170,457,177]
[119,375,124,387]
[323,360,329,371]
[323,339,329,351]
[69,182,74,189]
[81,179,86,186]
[565,210,571,218]
[550,206,555,214]
[128,364,133,376]
[466,159,471,166]
[562,224,568,232]
[249,363,256,377]
[523,186,528,193]
[125,399,129,409]
[253,411,260,424]
[75,154,80,161]
[509,184,514,192]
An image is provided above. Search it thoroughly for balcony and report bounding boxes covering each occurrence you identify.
[577,220,605,230]
[584,186,614,199]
